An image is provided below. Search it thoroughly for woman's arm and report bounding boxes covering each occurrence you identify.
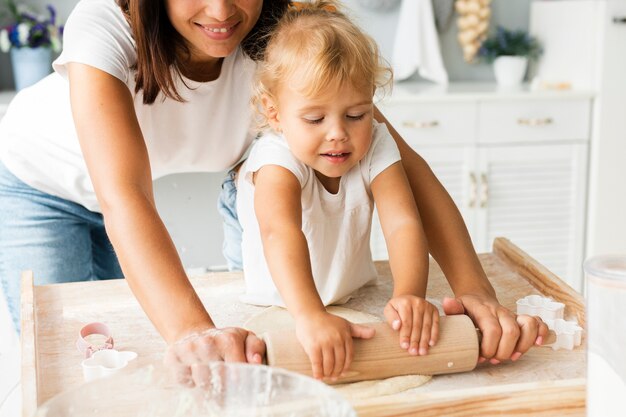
[67,64,265,375]
[374,107,547,362]
[68,63,211,342]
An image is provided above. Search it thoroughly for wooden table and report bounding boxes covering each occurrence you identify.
[21,238,586,416]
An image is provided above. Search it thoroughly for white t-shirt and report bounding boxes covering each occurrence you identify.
[238,121,402,307]
[0,0,257,212]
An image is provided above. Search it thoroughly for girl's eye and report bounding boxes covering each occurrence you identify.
[304,117,324,124]
[347,113,365,121]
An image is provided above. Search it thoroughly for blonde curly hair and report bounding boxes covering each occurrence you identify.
[251,0,392,131]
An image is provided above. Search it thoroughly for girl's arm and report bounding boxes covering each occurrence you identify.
[253,165,324,318]
[253,164,375,380]
[374,107,547,362]
[67,64,264,374]
[371,161,439,355]
[371,162,429,297]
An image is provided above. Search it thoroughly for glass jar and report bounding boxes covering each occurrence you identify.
[584,255,626,417]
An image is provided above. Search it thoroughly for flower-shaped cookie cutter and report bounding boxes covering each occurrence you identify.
[81,349,138,382]
[544,318,583,351]
[516,295,564,321]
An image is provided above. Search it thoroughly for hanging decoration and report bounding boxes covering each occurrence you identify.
[455,0,492,63]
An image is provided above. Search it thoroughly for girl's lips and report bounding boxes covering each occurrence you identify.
[321,152,351,164]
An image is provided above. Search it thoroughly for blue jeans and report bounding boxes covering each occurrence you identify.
[0,162,123,333]
[217,170,243,271]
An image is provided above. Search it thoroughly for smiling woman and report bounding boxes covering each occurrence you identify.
[0,0,288,367]
[0,0,547,393]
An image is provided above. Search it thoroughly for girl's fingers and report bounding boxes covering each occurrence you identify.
[383,303,402,331]
[332,343,345,380]
[398,305,413,350]
[343,339,353,376]
[322,346,335,379]
[418,312,432,355]
[310,349,323,380]
[350,323,376,339]
[409,308,423,355]
[430,310,440,346]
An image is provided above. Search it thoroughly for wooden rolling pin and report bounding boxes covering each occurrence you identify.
[263,315,556,384]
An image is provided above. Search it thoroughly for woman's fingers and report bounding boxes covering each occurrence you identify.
[492,310,520,363]
[164,327,263,387]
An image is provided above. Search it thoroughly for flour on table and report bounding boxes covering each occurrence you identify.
[244,306,432,398]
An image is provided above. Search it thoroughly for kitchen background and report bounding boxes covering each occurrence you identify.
[1,0,624,287]
[0,0,534,271]
[1,1,625,415]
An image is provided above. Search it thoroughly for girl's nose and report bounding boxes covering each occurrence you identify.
[325,123,348,142]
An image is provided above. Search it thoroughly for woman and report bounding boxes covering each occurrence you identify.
[0,0,544,386]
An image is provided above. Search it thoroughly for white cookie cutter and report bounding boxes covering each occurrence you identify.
[544,319,583,351]
[81,349,138,382]
[516,295,564,321]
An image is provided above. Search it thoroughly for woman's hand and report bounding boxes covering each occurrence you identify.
[384,295,440,356]
[443,295,549,364]
[163,327,266,387]
[295,312,375,381]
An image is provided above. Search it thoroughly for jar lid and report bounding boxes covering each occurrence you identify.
[584,255,626,282]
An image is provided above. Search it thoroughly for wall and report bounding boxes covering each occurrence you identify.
[1,0,531,90]
[0,0,531,268]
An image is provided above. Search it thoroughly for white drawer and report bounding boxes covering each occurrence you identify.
[478,99,591,144]
[378,101,477,146]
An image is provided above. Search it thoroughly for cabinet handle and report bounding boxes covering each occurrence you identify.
[469,172,477,208]
[480,173,489,208]
[613,16,626,24]
[402,120,440,129]
[517,117,553,127]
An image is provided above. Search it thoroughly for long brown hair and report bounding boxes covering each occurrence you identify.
[116,0,291,104]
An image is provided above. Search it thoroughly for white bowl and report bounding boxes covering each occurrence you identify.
[36,362,356,417]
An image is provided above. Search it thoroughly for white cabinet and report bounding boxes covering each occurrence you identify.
[371,83,592,291]
[475,144,588,288]
[531,0,626,258]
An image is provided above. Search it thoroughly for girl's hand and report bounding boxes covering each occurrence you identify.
[384,295,440,356]
[164,327,265,387]
[295,312,375,381]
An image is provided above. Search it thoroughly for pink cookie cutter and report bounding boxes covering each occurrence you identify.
[76,322,114,358]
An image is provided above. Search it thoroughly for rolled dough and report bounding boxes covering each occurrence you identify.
[243,306,432,399]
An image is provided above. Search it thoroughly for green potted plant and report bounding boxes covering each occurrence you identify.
[478,26,542,87]
[0,0,64,90]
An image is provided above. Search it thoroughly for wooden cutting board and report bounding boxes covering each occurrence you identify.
[21,238,586,417]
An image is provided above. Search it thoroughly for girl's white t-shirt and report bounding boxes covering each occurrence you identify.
[0,0,257,212]
[237,122,402,307]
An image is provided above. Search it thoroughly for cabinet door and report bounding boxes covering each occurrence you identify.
[370,146,476,260]
[475,144,588,291]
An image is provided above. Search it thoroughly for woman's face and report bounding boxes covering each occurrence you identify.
[166,0,262,64]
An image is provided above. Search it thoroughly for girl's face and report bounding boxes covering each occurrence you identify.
[166,0,262,64]
[264,79,374,192]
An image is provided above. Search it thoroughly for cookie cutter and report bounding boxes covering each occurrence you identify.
[81,349,138,381]
[544,318,583,351]
[516,295,564,321]
[77,322,137,381]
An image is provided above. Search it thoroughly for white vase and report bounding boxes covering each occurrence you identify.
[493,56,528,87]
[10,47,52,91]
